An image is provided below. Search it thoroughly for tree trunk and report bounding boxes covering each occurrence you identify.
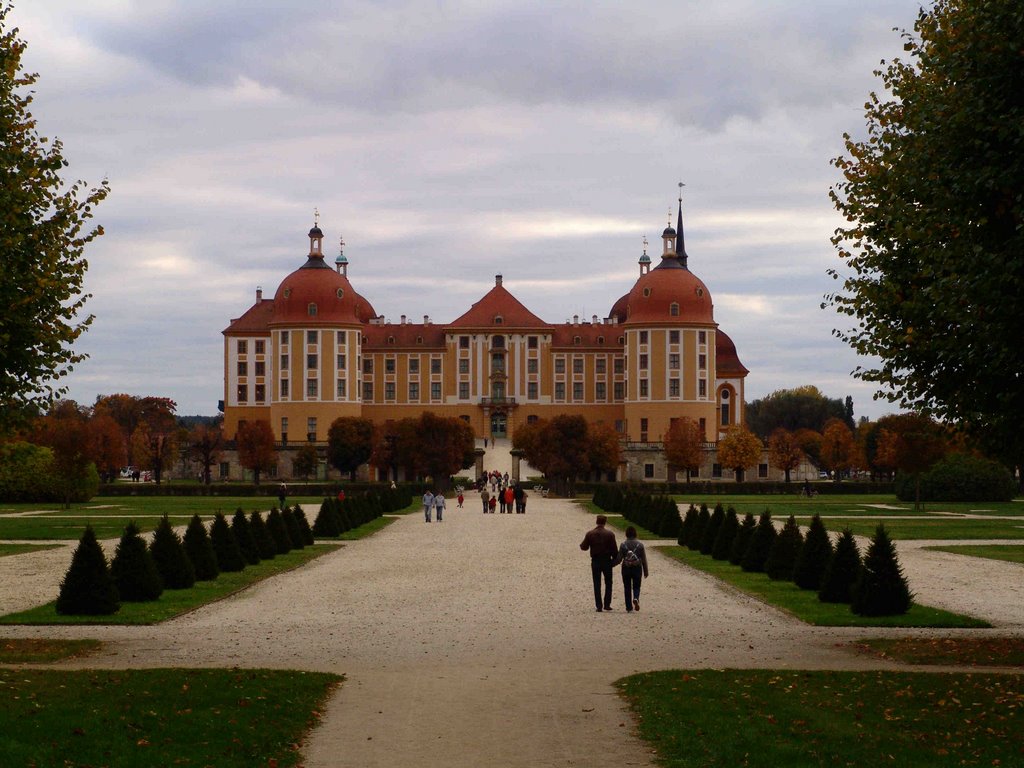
[784,468,791,483]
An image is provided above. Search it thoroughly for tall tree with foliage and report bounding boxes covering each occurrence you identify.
[326,416,375,481]
[236,419,276,485]
[291,443,319,480]
[664,417,704,482]
[187,423,223,485]
[746,386,851,438]
[716,426,762,482]
[828,0,1024,479]
[874,412,948,509]
[767,427,804,483]
[819,418,858,482]
[0,5,109,433]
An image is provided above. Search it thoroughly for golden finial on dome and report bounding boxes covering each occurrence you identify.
[314,207,320,227]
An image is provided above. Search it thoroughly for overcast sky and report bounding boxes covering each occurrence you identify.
[13,0,923,420]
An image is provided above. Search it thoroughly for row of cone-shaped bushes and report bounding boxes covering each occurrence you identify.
[56,506,314,616]
[592,485,682,539]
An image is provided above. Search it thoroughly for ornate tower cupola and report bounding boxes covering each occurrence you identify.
[335,234,348,276]
[676,181,689,270]
[639,236,651,275]
[661,208,677,259]
[308,208,324,260]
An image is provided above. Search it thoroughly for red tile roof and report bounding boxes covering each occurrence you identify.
[447,282,547,328]
[716,329,749,376]
[550,323,624,349]
[223,299,274,335]
[362,323,447,349]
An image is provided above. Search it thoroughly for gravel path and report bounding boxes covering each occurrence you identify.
[1,497,1022,767]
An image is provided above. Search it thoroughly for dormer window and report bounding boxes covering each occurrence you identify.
[670,302,679,316]
[308,303,318,316]
[643,287,651,297]
[336,288,344,299]
[494,316,504,325]
[417,336,423,344]
[388,336,395,344]
[598,336,605,345]
[573,336,581,345]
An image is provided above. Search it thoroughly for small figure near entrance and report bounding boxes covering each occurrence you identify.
[480,487,490,513]
[278,482,287,509]
[618,526,650,612]
[580,515,618,612]
[423,489,435,523]
[457,490,464,508]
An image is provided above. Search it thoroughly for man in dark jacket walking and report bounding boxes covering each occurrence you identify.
[580,515,618,612]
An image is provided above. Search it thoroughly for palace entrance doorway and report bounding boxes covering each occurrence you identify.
[490,412,507,439]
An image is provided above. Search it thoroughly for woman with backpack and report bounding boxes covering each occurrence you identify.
[618,526,649,613]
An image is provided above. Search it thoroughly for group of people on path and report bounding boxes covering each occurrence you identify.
[477,472,527,514]
[421,490,447,522]
[580,515,650,613]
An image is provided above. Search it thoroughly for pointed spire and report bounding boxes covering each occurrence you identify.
[676,182,689,269]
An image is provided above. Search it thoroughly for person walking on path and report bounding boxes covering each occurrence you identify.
[457,491,464,508]
[580,515,618,612]
[434,492,446,522]
[422,490,435,523]
[278,482,287,509]
[480,487,490,514]
[504,485,514,514]
[618,526,649,612]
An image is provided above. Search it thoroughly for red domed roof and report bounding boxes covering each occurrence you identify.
[623,260,714,325]
[715,328,749,376]
[609,291,630,323]
[269,258,376,326]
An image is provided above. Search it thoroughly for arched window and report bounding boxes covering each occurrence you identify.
[494,316,504,325]
[670,302,679,316]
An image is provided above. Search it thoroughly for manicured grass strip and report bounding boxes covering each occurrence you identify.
[660,546,989,628]
[0,517,197,541]
[339,515,396,540]
[0,668,340,768]
[0,638,101,663]
[819,518,1024,540]
[0,544,336,626]
[618,669,1023,768]
[855,637,1024,667]
[925,544,1024,565]
[666,494,1024,518]
[0,543,62,558]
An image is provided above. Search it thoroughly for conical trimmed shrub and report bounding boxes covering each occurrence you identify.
[312,499,341,537]
[232,509,261,565]
[793,514,832,590]
[266,508,293,554]
[56,525,120,615]
[741,510,776,573]
[712,507,739,561]
[250,511,277,559]
[210,512,246,572]
[293,507,315,545]
[282,507,305,550]
[729,512,756,565]
[764,515,803,581]
[149,515,195,589]
[678,504,698,547]
[689,503,710,550]
[658,499,683,539]
[819,528,861,604]
[700,503,725,555]
[851,525,913,616]
[184,514,219,581]
[111,521,163,601]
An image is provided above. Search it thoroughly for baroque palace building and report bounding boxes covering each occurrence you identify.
[222,200,753,482]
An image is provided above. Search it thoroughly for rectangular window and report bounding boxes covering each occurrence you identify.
[527,414,539,424]
[699,417,706,438]
[306,378,317,398]
[431,358,442,374]
[385,382,396,400]
[254,361,265,376]
[385,358,396,373]
[614,358,624,374]
[759,463,769,479]
[307,354,317,370]
[336,331,346,347]
[614,382,624,400]
[307,330,317,345]
[596,382,606,400]
[555,382,565,400]
[409,382,419,400]
[639,379,649,397]
[281,354,289,370]
[527,359,538,374]
[639,330,648,344]
[528,336,538,349]
[459,335,470,349]
[573,358,584,374]
[614,420,624,434]
[644,463,655,478]
[669,330,680,344]
[307,417,317,442]
[237,340,247,354]
[527,382,538,399]
[409,358,419,373]
[669,378,680,397]
[699,330,707,344]
[699,353,707,370]
[337,379,346,398]
[337,354,346,370]
[219,462,230,479]
[255,340,265,354]
[596,358,606,374]
[237,361,247,376]
[669,353,680,370]
[363,358,373,374]
[255,384,265,402]
[639,354,648,370]
[721,403,730,425]
[459,359,470,374]
[431,382,442,400]
[236,384,247,402]
[280,379,289,398]
[459,382,470,399]
[363,382,373,401]
[555,358,565,374]
[573,382,584,400]
[699,379,707,397]
[712,463,722,478]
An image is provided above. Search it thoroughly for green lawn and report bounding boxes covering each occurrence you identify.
[820,517,1024,540]
[855,637,1024,667]
[924,544,1024,565]
[0,637,101,663]
[668,493,1024,518]
[0,668,339,768]
[0,543,338,625]
[661,546,988,628]
[0,542,62,558]
[619,669,1022,768]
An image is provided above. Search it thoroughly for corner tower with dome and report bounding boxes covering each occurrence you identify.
[222,199,750,483]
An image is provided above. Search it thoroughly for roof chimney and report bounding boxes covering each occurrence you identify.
[424,315,430,326]
[256,286,263,303]
[495,274,503,287]
[573,314,579,325]
[401,315,406,325]
[592,314,598,324]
